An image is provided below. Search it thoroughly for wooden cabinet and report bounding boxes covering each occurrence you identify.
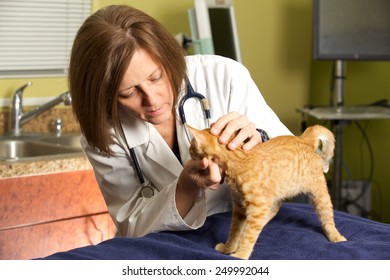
[0,169,116,259]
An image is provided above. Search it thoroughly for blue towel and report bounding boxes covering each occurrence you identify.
[39,203,390,260]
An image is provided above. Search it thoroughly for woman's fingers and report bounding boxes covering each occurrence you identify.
[210,112,262,151]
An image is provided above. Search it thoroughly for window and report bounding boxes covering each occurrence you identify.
[0,0,91,78]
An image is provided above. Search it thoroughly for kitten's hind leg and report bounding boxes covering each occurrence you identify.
[310,179,347,242]
[215,200,246,254]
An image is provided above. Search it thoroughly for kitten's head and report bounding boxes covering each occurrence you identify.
[187,125,222,161]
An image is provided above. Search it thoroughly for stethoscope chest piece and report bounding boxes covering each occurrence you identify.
[141,183,154,198]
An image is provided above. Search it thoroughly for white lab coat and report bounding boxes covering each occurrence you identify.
[82,55,292,237]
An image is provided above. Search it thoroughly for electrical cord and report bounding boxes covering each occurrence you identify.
[340,120,375,217]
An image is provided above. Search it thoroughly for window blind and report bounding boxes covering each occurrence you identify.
[0,0,91,78]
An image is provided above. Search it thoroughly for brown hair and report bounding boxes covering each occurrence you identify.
[69,5,186,155]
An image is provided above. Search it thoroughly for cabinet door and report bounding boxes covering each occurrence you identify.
[0,170,110,229]
[0,213,116,260]
[0,169,116,260]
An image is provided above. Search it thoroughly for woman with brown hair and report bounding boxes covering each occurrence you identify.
[69,5,291,237]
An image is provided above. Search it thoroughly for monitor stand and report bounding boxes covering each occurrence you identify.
[332,59,346,210]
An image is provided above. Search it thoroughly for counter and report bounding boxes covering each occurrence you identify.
[0,155,92,178]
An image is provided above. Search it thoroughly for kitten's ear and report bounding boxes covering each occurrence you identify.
[186,125,206,144]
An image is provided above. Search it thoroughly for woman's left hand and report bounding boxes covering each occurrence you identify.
[210,112,262,151]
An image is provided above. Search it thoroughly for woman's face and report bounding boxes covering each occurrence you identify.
[117,48,175,126]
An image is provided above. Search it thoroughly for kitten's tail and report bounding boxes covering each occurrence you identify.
[302,125,335,173]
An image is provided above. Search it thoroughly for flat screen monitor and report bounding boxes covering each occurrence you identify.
[208,6,241,62]
[313,0,390,60]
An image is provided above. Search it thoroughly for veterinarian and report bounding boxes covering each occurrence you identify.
[69,5,292,237]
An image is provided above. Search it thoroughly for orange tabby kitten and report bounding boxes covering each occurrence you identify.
[188,124,346,259]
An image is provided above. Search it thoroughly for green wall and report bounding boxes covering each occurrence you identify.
[1,0,389,222]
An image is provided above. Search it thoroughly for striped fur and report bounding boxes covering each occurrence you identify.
[188,125,346,260]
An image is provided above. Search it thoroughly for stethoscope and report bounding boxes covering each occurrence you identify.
[178,81,211,141]
[123,80,211,198]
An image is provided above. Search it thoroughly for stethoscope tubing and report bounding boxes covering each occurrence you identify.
[179,82,211,126]
[129,146,145,185]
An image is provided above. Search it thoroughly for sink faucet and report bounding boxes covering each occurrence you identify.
[8,82,72,136]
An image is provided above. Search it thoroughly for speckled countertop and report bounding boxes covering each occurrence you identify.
[0,155,92,178]
[0,108,94,178]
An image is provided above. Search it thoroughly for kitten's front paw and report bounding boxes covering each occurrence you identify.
[215,243,228,253]
[230,252,250,260]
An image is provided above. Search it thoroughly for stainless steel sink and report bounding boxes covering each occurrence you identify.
[38,133,82,148]
[0,133,83,162]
